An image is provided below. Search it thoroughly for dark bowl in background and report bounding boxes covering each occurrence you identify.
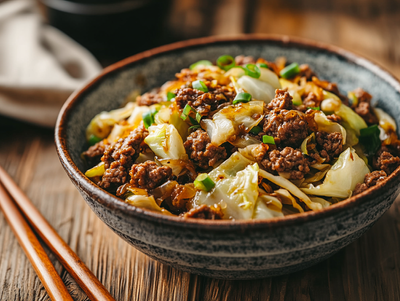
[41,0,172,63]
[55,35,400,279]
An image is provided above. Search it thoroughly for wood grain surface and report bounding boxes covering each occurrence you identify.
[1,0,400,300]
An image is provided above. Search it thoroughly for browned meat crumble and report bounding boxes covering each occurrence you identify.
[129,161,172,190]
[184,130,227,169]
[353,170,387,195]
[184,204,223,220]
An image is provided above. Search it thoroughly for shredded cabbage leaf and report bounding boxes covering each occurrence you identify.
[259,68,281,90]
[252,193,284,219]
[373,107,396,133]
[301,147,369,198]
[125,195,173,215]
[202,101,263,146]
[144,124,187,160]
[237,75,275,103]
[314,111,346,144]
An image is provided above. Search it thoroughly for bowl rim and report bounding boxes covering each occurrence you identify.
[55,34,400,231]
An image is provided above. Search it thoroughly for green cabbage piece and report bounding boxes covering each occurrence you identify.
[301,147,369,198]
[259,68,281,90]
[321,91,367,135]
[253,193,284,219]
[237,75,275,102]
[144,124,187,160]
[194,153,262,220]
[125,195,172,215]
[86,102,136,140]
[202,101,263,146]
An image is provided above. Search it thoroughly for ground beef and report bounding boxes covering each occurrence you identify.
[136,92,163,106]
[353,88,378,125]
[353,170,387,195]
[100,124,148,189]
[302,92,321,109]
[170,184,191,209]
[184,130,227,169]
[175,68,198,82]
[373,150,400,175]
[315,131,343,162]
[183,204,223,220]
[235,55,256,66]
[129,161,172,190]
[174,87,229,115]
[83,140,106,166]
[263,109,309,147]
[267,89,295,111]
[326,114,342,123]
[255,146,310,180]
[299,64,315,80]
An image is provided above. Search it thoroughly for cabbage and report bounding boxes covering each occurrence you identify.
[279,78,303,105]
[301,147,369,198]
[237,75,275,102]
[86,102,136,140]
[341,121,359,147]
[107,124,134,142]
[258,169,323,211]
[127,105,150,127]
[259,68,281,89]
[202,101,263,146]
[224,67,245,79]
[125,195,173,215]
[314,111,346,144]
[85,162,105,178]
[144,124,187,160]
[230,135,262,148]
[252,193,284,219]
[373,107,397,133]
[309,197,331,208]
[321,92,367,135]
[194,153,260,220]
[274,188,304,213]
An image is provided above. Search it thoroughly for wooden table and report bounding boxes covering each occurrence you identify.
[1,0,400,300]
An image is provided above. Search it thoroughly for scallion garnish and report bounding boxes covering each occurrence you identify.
[249,126,262,135]
[88,134,102,146]
[188,115,198,125]
[192,80,208,92]
[189,125,201,131]
[194,173,215,192]
[262,135,275,145]
[258,63,269,69]
[196,112,202,123]
[217,55,236,71]
[280,62,300,79]
[233,92,252,105]
[308,106,320,111]
[244,64,261,78]
[348,92,358,107]
[167,91,176,101]
[359,125,381,156]
[190,60,213,70]
[143,110,157,129]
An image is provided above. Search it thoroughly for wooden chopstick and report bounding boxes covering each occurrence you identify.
[0,182,74,301]
[0,166,115,301]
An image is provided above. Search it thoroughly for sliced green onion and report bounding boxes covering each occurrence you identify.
[280,62,300,79]
[258,63,269,69]
[196,112,202,123]
[192,80,208,92]
[233,92,252,105]
[189,125,201,131]
[167,91,176,101]
[249,126,262,135]
[194,173,215,192]
[183,104,192,116]
[88,134,102,146]
[217,55,236,71]
[188,115,198,125]
[190,60,213,70]
[143,110,156,129]
[262,135,275,145]
[308,106,320,111]
[359,125,381,156]
[244,64,261,78]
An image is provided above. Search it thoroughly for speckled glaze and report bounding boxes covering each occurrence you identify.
[55,35,400,279]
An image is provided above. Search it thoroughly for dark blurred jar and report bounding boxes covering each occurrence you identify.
[41,0,172,64]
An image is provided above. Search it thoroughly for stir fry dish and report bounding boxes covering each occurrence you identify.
[82,55,400,220]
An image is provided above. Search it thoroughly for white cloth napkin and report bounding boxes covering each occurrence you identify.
[0,0,102,127]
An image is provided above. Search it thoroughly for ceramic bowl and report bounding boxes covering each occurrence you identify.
[55,35,400,279]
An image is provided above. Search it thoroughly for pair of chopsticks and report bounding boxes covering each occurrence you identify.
[0,166,115,301]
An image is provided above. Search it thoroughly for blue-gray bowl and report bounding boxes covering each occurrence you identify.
[55,35,400,279]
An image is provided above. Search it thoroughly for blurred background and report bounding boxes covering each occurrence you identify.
[39,0,400,76]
